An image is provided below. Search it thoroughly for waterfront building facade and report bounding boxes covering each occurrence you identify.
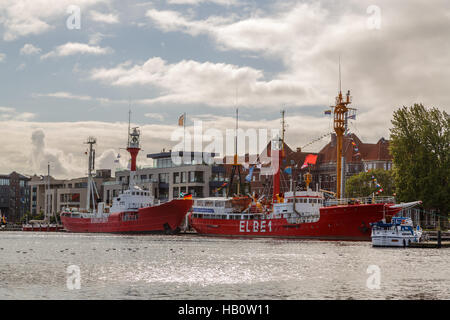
[28,169,114,218]
[102,152,225,204]
[0,172,30,223]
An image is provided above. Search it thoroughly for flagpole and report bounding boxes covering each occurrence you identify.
[183,112,186,153]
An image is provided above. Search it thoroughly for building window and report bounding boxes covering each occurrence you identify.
[189,171,204,183]
[159,173,169,183]
[156,158,173,168]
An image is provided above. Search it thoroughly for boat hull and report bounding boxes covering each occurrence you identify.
[371,235,419,247]
[22,225,64,232]
[190,203,402,241]
[61,199,193,234]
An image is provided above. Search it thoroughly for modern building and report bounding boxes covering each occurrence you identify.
[28,169,114,219]
[102,151,226,203]
[0,172,31,223]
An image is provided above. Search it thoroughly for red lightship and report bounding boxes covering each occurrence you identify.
[61,122,192,234]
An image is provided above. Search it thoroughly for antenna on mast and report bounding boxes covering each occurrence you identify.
[281,109,286,155]
[339,54,342,94]
[127,108,131,147]
[227,88,244,197]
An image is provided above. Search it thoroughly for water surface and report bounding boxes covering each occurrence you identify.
[0,232,448,299]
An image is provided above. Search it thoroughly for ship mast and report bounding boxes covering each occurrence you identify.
[272,110,285,201]
[227,108,243,197]
[85,137,97,212]
[46,162,50,223]
[127,111,141,189]
[332,60,352,199]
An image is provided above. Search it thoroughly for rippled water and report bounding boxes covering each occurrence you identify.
[0,231,448,299]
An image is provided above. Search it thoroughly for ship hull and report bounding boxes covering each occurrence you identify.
[190,203,402,241]
[61,199,193,234]
[22,225,64,232]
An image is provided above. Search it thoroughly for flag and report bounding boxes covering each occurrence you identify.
[216,182,228,192]
[301,154,318,169]
[324,110,332,115]
[178,114,185,126]
[284,166,292,175]
[183,193,192,200]
[245,166,254,182]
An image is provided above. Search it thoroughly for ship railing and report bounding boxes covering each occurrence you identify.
[325,196,396,206]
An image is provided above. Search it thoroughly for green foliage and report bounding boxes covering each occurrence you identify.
[389,104,449,216]
[345,169,395,198]
[33,212,45,220]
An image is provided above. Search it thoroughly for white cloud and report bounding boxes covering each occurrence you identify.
[0,0,110,41]
[90,57,318,107]
[0,106,35,121]
[97,149,121,172]
[0,53,5,62]
[0,120,175,178]
[32,92,129,105]
[89,10,119,24]
[143,1,450,131]
[20,44,42,55]
[33,92,93,101]
[40,42,113,59]
[145,113,165,121]
[88,32,108,45]
[167,0,238,6]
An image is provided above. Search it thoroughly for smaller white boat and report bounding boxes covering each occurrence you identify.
[370,217,422,247]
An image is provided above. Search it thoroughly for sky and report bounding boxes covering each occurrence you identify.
[0,0,449,178]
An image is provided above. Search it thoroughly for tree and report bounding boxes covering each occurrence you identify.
[345,169,395,198]
[389,104,449,218]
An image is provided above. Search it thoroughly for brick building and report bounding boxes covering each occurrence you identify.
[224,134,393,198]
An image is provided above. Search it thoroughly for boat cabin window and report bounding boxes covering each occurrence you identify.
[215,201,224,207]
[205,201,214,207]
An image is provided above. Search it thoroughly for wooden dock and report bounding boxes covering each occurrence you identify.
[409,241,450,248]
[422,230,450,241]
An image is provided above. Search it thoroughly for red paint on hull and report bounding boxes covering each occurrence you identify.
[61,199,193,233]
[190,203,402,241]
